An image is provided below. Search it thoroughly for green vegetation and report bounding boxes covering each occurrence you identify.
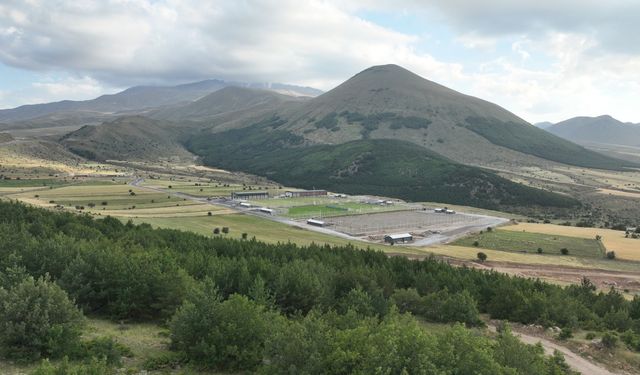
[464,116,636,170]
[0,178,66,188]
[338,111,431,138]
[187,127,580,211]
[1,201,640,372]
[0,275,84,362]
[454,229,606,258]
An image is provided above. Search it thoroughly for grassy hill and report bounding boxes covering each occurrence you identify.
[187,125,579,210]
[273,64,633,170]
[60,115,193,162]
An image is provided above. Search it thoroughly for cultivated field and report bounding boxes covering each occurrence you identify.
[453,229,606,258]
[502,223,640,261]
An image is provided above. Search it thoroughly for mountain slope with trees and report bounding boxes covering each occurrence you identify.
[187,125,579,210]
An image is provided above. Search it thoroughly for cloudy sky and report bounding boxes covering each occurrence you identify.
[1,0,639,123]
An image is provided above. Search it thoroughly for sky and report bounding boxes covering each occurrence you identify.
[1,0,639,123]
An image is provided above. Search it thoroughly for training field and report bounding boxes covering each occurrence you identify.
[502,223,640,261]
[453,229,605,258]
[324,210,489,237]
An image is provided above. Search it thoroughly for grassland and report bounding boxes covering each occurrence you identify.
[453,229,606,258]
[502,223,640,261]
[140,178,287,198]
[126,214,425,256]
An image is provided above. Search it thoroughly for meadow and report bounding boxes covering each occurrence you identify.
[453,229,606,258]
[502,223,640,261]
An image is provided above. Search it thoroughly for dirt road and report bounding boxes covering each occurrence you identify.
[488,325,624,375]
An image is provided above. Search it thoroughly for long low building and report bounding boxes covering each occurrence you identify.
[285,189,327,198]
[307,218,326,227]
[232,191,269,200]
[384,233,413,244]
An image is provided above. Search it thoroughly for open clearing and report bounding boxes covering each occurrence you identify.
[598,188,640,198]
[453,229,606,258]
[323,209,508,245]
[502,223,640,261]
[427,245,640,293]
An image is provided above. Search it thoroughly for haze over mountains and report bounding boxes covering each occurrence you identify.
[0,79,322,127]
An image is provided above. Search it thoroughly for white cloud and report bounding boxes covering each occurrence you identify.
[0,0,452,90]
[0,0,639,123]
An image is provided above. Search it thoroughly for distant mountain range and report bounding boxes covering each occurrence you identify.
[0,79,322,126]
[540,115,640,148]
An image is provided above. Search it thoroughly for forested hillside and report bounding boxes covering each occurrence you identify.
[1,201,639,373]
[187,126,580,211]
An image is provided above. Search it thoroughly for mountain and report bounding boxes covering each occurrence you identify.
[150,86,305,122]
[186,64,630,171]
[546,115,640,148]
[60,116,192,162]
[266,64,632,171]
[534,122,554,130]
[0,80,322,125]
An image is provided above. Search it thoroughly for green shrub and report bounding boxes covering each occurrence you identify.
[601,332,618,349]
[143,351,188,371]
[585,332,596,340]
[558,328,573,340]
[80,337,131,366]
[170,289,283,370]
[0,276,84,362]
[30,356,112,375]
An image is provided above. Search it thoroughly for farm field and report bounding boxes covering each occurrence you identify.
[140,178,283,198]
[453,229,606,258]
[502,223,640,261]
[426,244,640,273]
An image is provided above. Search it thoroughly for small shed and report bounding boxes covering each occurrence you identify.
[384,233,413,244]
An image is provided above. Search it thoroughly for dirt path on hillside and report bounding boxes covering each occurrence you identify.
[488,325,626,375]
